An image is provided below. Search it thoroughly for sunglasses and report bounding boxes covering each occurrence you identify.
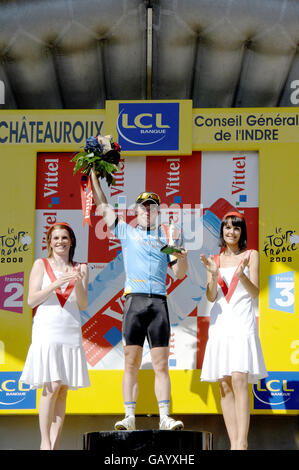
[135,192,161,205]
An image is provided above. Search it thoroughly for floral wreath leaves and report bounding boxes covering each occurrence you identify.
[71,136,121,187]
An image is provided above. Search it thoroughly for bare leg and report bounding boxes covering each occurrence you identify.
[122,345,143,403]
[150,347,171,402]
[39,381,61,450]
[50,385,68,450]
[219,377,239,450]
[231,372,250,450]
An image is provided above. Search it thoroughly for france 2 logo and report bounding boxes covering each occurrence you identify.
[117,102,180,151]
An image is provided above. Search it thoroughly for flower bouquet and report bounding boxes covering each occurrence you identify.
[71,135,121,226]
[71,134,121,186]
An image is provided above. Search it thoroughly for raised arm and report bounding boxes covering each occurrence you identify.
[90,168,117,228]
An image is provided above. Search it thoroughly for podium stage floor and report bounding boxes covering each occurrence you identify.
[83,429,213,456]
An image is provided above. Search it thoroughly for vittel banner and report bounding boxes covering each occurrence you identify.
[32,149,259,371]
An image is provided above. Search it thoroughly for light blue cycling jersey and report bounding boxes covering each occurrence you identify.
[112,218,171,296]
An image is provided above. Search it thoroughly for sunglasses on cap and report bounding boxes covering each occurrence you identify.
[135,192,161,205]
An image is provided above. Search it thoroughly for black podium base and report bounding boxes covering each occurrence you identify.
[83,430,213,454]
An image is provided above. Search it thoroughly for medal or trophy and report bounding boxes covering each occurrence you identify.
[159,219,182,255]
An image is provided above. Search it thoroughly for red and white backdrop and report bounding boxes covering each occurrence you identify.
[34,151,259,371]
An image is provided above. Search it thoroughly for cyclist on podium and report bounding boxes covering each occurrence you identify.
[90,168,188,430]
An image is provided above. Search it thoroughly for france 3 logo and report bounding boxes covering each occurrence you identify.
[116,102,180,151]
[269,271,294,313]
[0,371,36,409]
[253,372,299,410]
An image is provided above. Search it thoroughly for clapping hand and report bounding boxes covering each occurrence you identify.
[200,254,218,278]
[236,257,249,279]
[54,267,83,288]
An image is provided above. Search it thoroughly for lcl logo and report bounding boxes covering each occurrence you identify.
[256,379,294,392]
[253,372,299,409]
[0,379,30,393]
[117,103,179,150]
[121,113,170,129]
[0,371,36,409]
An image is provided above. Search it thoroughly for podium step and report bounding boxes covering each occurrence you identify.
[83,429,213,453]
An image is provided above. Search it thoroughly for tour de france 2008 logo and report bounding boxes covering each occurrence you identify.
[0,227,32,264]
[262,226,298,263]
[253,372,299,410]
[116,102,180,151]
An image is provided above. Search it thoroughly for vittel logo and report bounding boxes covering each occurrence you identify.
[117,103,179,151]
[110,158,125,198]
[166,158,180,197]
[41,211,57,252]
[43,158,59,200]
[232,155,247,207]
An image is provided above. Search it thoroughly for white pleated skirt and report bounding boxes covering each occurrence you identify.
[20,340,90,390]
[200,332,268,384]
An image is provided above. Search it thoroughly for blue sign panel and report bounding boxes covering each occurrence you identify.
[253,371,299,410]
[117,102,180,151]
[269,271,294,313]
[0,371,36,409]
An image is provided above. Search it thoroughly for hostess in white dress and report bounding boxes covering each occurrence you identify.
[201,253,267,384]
[20,260,90,390]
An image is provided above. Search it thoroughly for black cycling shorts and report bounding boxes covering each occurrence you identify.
[122,294,170,348]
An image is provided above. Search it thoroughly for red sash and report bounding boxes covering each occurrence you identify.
[214,250,252,303]
[42,258,77,308]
